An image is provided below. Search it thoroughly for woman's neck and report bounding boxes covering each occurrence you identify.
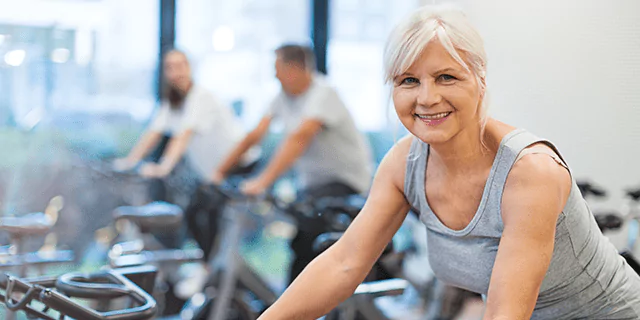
[429,120,498,175]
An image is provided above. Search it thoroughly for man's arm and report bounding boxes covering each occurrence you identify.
[213,116,272,180]
[254,118,323,186]
[116,131,163,169]
[117,105,169,169]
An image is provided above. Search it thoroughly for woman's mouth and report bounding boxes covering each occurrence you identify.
[415,112,452,126]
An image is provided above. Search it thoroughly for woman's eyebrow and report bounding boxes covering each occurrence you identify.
[433,67,458,74]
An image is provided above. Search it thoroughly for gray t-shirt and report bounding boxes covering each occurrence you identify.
[268,76,373,194]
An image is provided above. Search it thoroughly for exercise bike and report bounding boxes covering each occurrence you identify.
[67,158,203,316]
[0,198,75,320]
[178,184,410,320]
[312,232,410,320]
[0,265,158,320]
[578,180,640,274]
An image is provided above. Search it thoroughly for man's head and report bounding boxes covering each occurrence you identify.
[274,44,315,96]
[162,50,192,109]
[163,50,192,91]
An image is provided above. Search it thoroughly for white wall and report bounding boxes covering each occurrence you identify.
[416,0,640,209]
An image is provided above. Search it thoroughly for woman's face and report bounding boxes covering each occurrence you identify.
[392,40,483,145]
[164,52,191,90]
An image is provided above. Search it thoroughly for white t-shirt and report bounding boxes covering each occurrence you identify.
[149,85,259,179]
[268,75,373,193]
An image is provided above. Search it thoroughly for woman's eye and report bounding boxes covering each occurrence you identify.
[438,74,457,82]
[400,77,419,85]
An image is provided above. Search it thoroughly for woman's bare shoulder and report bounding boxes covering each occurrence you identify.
[376,134,415,192]
[484,118,518,147]
[387,134,415,165]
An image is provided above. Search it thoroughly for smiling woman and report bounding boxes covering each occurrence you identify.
[385,5,487,147]
[391,44,483,144]
[256,4,640,320]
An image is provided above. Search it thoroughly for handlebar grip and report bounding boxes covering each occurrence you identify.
[205,182,293,211]
[207,183,253,201]
[312,232,394,255]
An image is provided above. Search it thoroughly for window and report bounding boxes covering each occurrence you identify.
[327,0,419,131]
[0,0,161,272]
[0,0,160,129]
[176,0,311,127]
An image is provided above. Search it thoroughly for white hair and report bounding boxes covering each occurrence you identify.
[384,4,489,121]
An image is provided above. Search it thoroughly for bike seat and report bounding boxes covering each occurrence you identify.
[577,181,607,198]
[312,232,342,254]
[594,212,623,232]
[627,188,640,202]
[0,212,53,237]
[113,201,183,229]
[314,195,366,217]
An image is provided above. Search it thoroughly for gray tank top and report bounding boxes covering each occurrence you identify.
[404,128,640,319]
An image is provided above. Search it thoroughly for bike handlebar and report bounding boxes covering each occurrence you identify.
[206,183,356,233]
[0,267,157,320]
[56,272,132,299]
[73,157,152,183]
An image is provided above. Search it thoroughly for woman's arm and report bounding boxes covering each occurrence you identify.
[483,152,571,320]
[258,137,413,320]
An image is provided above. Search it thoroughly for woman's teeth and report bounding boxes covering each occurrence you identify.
[416,112,451,120]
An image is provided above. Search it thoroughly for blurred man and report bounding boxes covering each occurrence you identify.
[114,50,260,301]
[114,50,259,182]
[211,44,374,284]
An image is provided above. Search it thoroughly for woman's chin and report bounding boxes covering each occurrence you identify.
[410,128,452,145]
